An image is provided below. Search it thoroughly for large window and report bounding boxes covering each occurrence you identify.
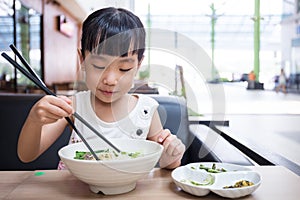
[0,0,42,92]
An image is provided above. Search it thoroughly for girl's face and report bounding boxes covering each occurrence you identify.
[82,52,142,103]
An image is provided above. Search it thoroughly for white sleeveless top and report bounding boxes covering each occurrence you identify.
[69,91,159,144]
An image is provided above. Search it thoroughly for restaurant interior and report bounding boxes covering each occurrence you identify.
[0,0,299,199]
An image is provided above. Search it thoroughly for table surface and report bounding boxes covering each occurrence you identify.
[1,166,299,199]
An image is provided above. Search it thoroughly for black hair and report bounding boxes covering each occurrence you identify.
[81,7,145,62]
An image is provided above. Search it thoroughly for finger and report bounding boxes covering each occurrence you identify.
[158,129,171,143]
[47,96,74,115]
[172,141,185,156]
[35,106,67,124]
[34,98,71,119]
[37,101,71,118]
[165,135,180,155]
[58,95,72,105]
[163,135,185,156]
[161,134,175,154]
[48,103,72,117]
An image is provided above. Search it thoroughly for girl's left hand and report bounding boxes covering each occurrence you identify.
[157,129,185,169]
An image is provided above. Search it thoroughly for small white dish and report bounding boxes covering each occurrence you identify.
[172,163,261,198]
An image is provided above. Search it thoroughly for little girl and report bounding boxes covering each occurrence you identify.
[17,7,185,169]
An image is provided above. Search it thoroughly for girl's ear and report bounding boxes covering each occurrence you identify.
[77,48,85,71]
[137,55,144,70]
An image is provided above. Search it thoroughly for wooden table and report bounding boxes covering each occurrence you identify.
[1,166,299,199]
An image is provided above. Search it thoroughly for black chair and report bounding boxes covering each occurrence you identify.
[0,93,70,170]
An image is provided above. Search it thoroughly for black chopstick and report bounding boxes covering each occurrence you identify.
[5,46,120,154]
[10,44,46,87]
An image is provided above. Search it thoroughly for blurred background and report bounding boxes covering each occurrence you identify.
[0,0,299,92]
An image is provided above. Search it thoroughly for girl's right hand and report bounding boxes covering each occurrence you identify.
[28,95,74,125]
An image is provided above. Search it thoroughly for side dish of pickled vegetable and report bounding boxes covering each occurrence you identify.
[74,149,142,160]
[223,180,254,189]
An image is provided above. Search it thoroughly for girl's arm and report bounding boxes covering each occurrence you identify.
[17,95,73,162]
[147,110,185,169]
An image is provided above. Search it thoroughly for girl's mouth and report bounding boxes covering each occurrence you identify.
[99,89,116,96]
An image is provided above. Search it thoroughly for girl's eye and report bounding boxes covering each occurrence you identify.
[92,64,105,70]
[120,68,132,72]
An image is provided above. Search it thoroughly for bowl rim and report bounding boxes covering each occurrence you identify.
[58,138,164,164]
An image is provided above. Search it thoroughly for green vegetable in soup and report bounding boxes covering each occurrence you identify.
[74,149,142,160]
[128,151,141,158]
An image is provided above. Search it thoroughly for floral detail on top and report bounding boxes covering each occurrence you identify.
[57,160,66,170]
[140,106,150,119]
[71,136,82,144]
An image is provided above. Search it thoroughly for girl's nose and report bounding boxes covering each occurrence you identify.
[103,78,117,85]
[102,70,118,85]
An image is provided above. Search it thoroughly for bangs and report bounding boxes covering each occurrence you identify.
[92,28,143,58]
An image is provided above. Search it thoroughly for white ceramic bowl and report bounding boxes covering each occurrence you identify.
[58,138,163,195]
[172,163,261,198]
